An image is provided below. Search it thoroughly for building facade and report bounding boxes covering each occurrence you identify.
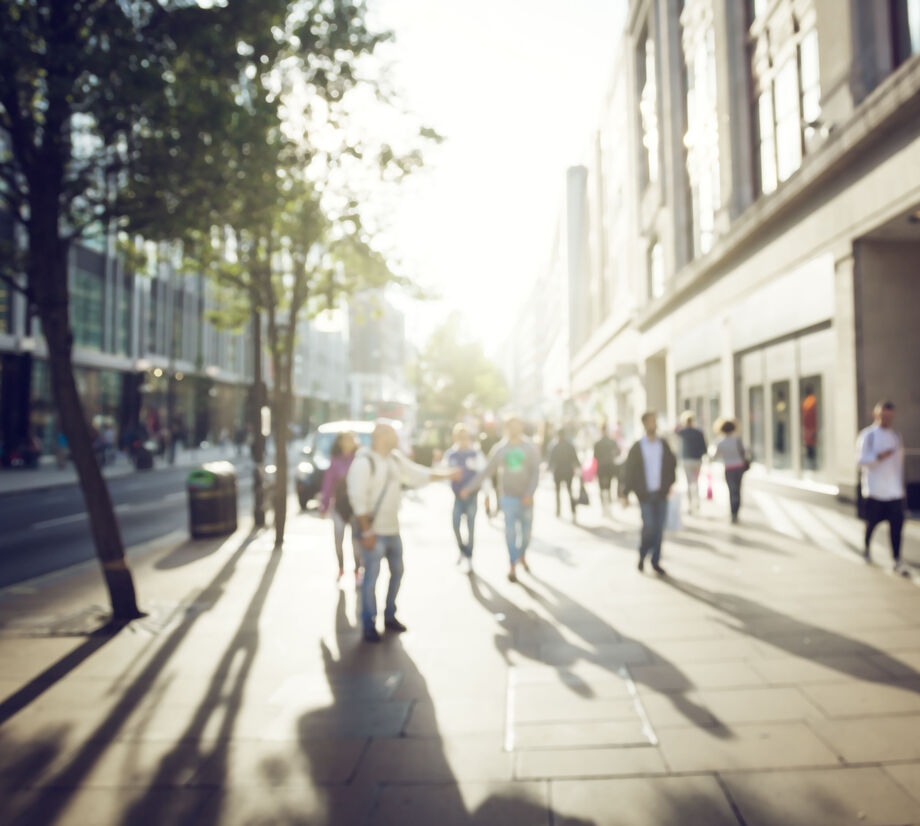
[564,0,920,501]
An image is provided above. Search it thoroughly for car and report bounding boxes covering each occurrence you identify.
[295,421,375,511]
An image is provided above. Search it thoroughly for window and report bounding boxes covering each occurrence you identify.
[637,25,660,187]
[892,0,920,64]
[648,240,665,299]
[799,375,822,471]
[748,2,820,196]
[682,0,722,256]
[771,380,791,469]
[70,267,104,350]
[749,385,765,462]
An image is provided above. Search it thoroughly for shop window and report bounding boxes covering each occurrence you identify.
[771,381,791,469]
[800,375,822,471]
[892,0,920,65]
[70,267,104,350]
[749,385,765,461]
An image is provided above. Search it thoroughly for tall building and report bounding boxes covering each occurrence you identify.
[563,0,920,502]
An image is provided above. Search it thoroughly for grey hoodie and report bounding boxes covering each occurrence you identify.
[467,438,541,499]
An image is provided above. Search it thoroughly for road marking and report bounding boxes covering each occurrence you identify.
[163,492,186,502]
[32,513,87,530]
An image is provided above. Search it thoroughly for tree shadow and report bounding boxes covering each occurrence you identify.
[0,619,126,726]
[295,590,599,826]
[469,573,732,738]
[659,575,920,690]
[154,535,230,569]
[6,528,267,826]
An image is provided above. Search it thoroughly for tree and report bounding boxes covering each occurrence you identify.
[0,1,289,618]
[415,313,509,426]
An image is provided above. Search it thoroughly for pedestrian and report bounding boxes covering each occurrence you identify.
[444,423,486,572]
[709,419,749,524]
[620,411,677,575]
[857,400,907,573]
[593,420,620,514]
[461,414,541,583]
[676,411,707,513]
[319,431,362,583]
[347,422,459,643]
[548,426,581,521]
[479,420,501,518]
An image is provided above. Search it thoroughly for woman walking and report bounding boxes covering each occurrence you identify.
[710,419,748,523]
[320,431,362,582]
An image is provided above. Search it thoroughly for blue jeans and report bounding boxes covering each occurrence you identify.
[452,496,478,558]
[639,498,668,566]
[501,495,533,564]
[361,534,404,630]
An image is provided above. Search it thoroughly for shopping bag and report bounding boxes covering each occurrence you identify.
[581,457,598,483]
[666,492,682,531]
[705,468,713,500]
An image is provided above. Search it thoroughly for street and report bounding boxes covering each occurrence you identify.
[1,479,919,825]
[0,461,254,589]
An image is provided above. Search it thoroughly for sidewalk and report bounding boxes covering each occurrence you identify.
[1,482,919,825]
[0,444,266,497]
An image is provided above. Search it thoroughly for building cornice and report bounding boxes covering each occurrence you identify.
[636,54,920,331]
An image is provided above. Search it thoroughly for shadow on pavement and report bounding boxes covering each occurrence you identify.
[296,590,599,826]
[469,572,732,738]
[6,528,266,826]
[154,537,228,570]
[0,619,126,726]
[660,575,920,689]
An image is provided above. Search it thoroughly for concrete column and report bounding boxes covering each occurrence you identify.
[720,314,735,418]
[832,250,859,495]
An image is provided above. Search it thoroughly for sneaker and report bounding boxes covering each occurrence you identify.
[862,549,871,564]
[652,563,667,576]
[363,626,381,643]
[507,568,518,583]
[337,568,344,581]
[460,557,473,574]
[384,618,407,633]
[637,558,645,573]
[519,555,530,573]
[894,562,910,577]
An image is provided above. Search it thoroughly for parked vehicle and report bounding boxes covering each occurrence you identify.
[295,421,375,510]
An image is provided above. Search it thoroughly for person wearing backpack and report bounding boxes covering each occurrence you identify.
[320,432,362,583]
[348,422,461,643]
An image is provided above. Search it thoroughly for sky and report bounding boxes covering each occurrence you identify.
[366,0,627,354]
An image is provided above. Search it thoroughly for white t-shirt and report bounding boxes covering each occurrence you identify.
[857,424,904,501]
[346,447,432,535]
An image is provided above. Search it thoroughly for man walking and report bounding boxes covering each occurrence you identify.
[594,420,621,513]
[548,426,581,521]
[348,422,459,642]
[857,401,907,573]
[444,423,485,572]
[676,411,707,513]
[620,411,677,575]
[461,415,540,583]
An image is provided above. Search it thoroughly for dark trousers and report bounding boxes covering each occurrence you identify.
[555,475,575,516]
[639,497,668,566]
[864,498,905,560]
[597,464,616,504]
[725,467,745,517]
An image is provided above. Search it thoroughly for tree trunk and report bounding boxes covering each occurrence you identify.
[33,244,142,620]
[272,382,290,550]
[250,306,266,528]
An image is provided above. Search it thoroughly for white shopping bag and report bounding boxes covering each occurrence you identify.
[666,491,682,531]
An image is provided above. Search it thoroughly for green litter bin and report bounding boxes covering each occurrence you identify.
[187,461,238,539]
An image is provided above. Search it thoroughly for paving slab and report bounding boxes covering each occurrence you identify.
[883,762,920,805]
[723,766,920,826]
[514,745,668,780]
[800,679,920,717]
[810,715,920,762]
[551,775,741,826]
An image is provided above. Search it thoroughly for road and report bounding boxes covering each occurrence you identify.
[0,462,258,588]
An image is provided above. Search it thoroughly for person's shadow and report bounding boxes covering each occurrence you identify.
[468,572,732,738]
[296,590,599,824]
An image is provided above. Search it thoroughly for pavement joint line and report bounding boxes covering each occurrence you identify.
[713,772,751,826]
[618,664,659,747]
[504,665,516,752]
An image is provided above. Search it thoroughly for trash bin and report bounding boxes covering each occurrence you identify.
[134,441,155,471]
[187,461,238,539]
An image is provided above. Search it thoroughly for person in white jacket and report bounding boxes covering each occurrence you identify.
[347,422,459,643]
[857,400,906,573]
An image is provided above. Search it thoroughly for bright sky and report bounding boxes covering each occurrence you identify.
[368,0,627,354]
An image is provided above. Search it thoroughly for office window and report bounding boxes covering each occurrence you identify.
[70,267,104,350]
[748,1,820,195]
[682,0,722,256]
[892,0,920,64]
[637,24,660,187]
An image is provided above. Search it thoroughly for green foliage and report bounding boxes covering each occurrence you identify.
[415,312,509,424]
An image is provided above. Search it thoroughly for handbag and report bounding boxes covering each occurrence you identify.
[576,476,590,506]
[666,491,682,531]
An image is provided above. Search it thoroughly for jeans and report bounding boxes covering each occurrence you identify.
[361,534,404,630]
[452,495,478,558]
[639,497,668,566]
[331,510,361,573]
[681,460,702,511]
[865,498,905,560]
[725,467,744,517]
[554,476,575,517]
[501,495,533,564]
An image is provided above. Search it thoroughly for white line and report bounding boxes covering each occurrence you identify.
[618,665,658,746]
[32,513,87,530]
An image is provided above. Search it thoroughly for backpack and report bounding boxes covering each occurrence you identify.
[334,454,376,522]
